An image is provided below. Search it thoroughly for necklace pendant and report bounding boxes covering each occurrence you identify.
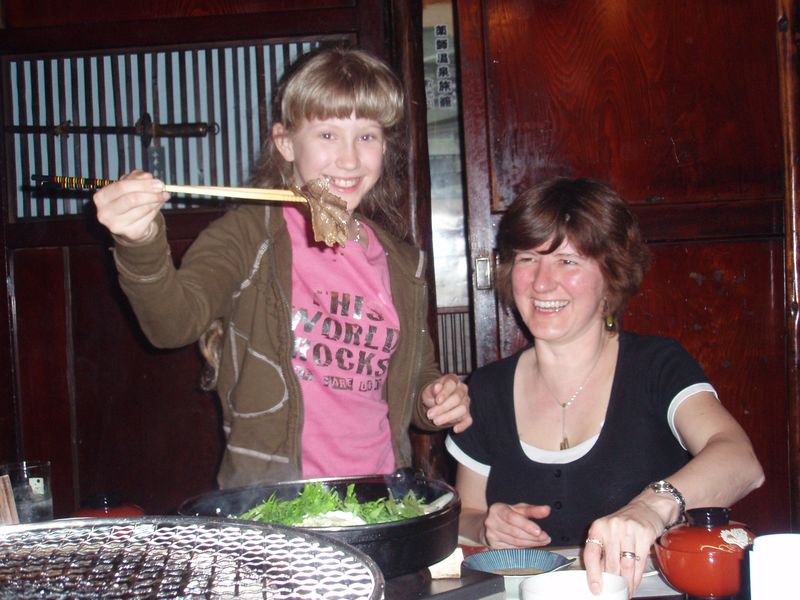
[560,437,570,451]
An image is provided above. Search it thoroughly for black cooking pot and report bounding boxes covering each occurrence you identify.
[178,469,460,579]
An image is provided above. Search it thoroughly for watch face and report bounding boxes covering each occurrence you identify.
[652,482,684,506]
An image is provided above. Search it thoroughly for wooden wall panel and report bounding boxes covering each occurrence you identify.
[11,247,74,515]
[69,241,222,515]
[0,4,387,57]
[10,232,224,516]
[3,0,354,28]
[627,240,788,534]
[0,227,13,462]
[479,1,782,208]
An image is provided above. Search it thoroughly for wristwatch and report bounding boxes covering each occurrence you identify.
[648,480,686,529]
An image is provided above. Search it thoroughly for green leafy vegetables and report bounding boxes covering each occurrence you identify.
[239,482,428,526]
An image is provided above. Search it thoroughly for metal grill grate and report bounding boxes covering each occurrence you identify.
[0,517,383,599]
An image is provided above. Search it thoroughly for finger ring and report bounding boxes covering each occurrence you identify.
[620,551,640,561]
[585,538,603,548]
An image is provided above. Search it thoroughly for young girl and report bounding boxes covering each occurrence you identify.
[93,47,472,489]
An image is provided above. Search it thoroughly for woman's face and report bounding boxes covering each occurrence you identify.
[511,237,606,345]
[273,114,385,213]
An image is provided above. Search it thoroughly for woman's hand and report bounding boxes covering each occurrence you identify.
[93,170,170,243]
[420,374,472,433]
[582,497,667,597]
[483,502,552,548]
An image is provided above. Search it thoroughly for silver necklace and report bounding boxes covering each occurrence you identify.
[539,341,606,450]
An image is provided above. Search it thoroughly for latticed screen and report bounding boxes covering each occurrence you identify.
[2,36,348,221]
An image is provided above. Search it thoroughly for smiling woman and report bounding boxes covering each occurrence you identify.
[445,177,764,596]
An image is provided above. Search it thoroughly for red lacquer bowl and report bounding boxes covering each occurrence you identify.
[654,507,753,598]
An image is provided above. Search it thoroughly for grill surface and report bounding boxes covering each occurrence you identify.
[0,516,384,599]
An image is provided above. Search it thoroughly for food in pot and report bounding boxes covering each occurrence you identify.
[238,481,429,526]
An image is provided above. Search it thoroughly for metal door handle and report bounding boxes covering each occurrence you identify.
[475,256,493,290]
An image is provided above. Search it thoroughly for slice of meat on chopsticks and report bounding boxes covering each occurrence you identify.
[291,178,351,247]
[31,175,353,248]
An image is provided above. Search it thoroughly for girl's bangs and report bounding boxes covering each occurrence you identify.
[287,81,402,130]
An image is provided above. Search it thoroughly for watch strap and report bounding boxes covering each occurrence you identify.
[648,479,686,529]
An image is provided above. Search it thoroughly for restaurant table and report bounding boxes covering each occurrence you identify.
[386,568,505,599]
[384,568,685,599]
[383,544,686,600]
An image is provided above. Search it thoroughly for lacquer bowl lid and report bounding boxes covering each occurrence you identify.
[659,507,753,553]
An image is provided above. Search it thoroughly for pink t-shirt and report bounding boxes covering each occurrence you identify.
[285,206,401,478]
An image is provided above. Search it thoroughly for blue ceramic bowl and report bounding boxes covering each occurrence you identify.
[463,547,571,575]
[462,548,573,599]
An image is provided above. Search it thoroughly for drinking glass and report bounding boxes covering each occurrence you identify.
[0,460,53,523]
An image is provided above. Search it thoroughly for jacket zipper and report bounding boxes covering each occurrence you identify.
[269,236,304,473]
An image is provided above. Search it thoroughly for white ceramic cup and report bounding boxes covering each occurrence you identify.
[520,570,628,600]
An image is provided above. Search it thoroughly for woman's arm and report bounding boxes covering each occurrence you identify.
[583,391,764,595]
[455,463,490,544]
[663,391,764,510]
[456,463,551,547]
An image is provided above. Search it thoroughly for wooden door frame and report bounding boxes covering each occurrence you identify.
[776,0,800,530]
[457,0,498,368]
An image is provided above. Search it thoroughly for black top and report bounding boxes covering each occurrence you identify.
[449,331,711,545]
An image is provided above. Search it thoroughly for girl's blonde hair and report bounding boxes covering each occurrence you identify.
[250,45,409,240]
[200,46,409,391]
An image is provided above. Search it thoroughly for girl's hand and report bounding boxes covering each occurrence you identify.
[93,170,170,243]
[484,502,552,548]
[582,498,664,597]
[421,374,472,433]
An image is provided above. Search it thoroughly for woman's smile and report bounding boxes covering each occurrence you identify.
[533,299,570,312]
[512,237,606,343]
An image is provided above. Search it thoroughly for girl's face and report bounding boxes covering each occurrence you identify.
[273,114,385,213]
[511,237,606,345]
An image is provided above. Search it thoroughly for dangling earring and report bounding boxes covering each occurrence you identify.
[603,297,615,330]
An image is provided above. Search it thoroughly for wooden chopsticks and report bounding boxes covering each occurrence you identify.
[30,175,308,204]
[0,474,19,525]
[162,184,306,203]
